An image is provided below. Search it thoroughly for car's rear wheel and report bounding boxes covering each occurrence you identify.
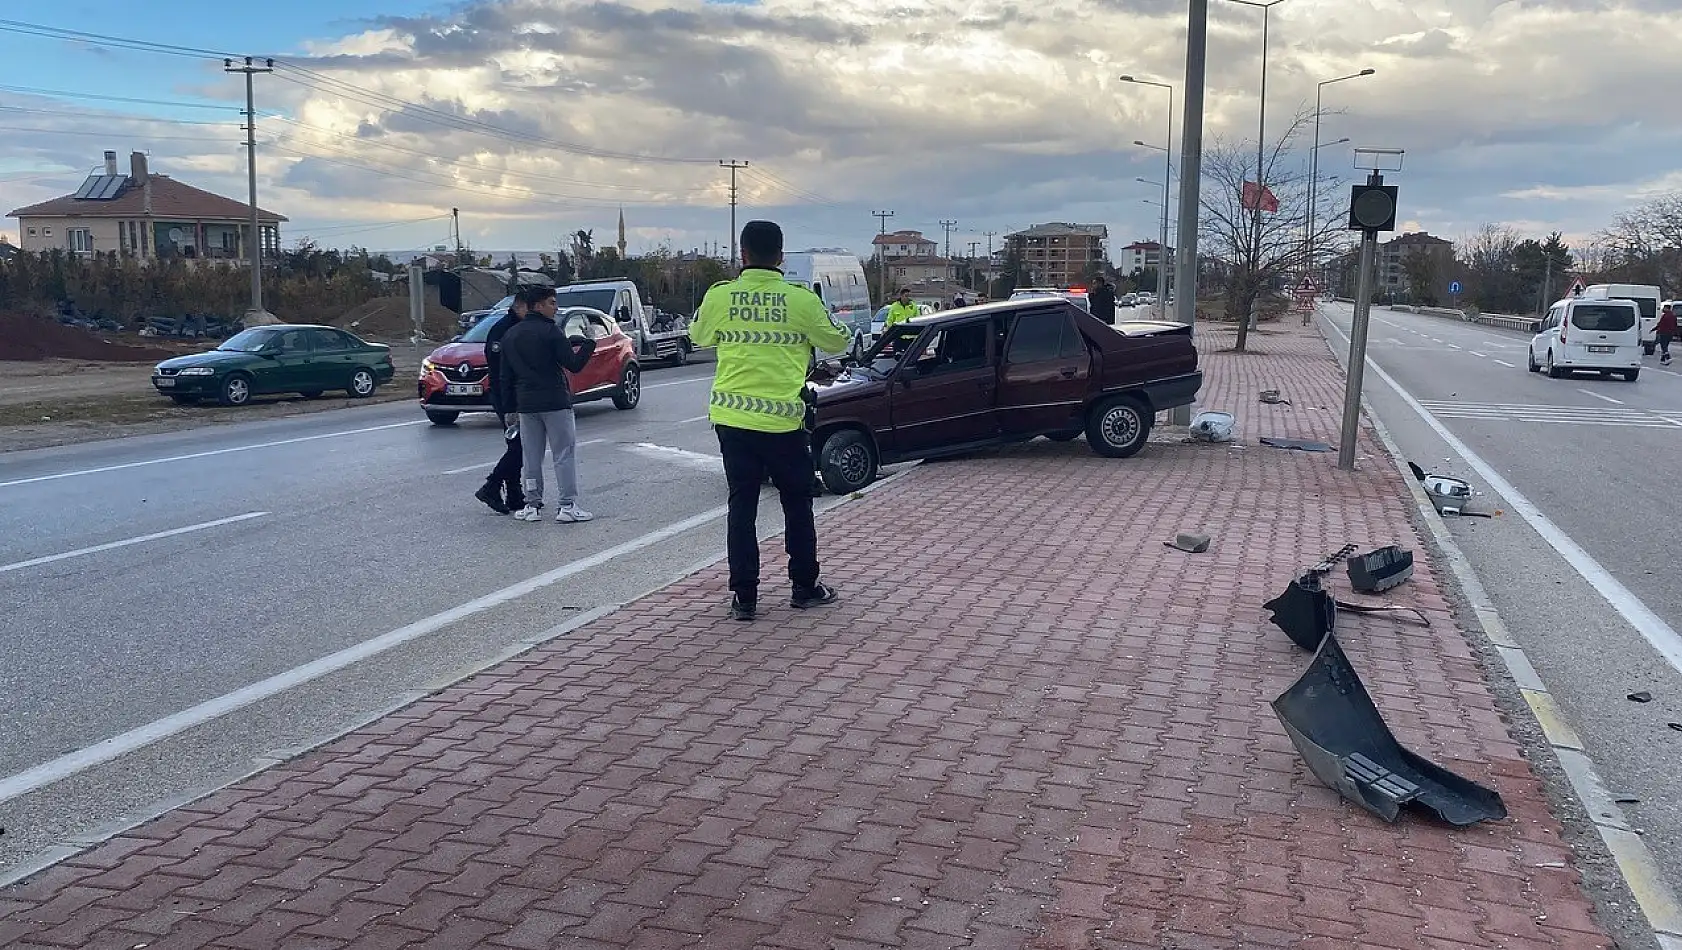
[820,429,878,495]
[1624,368,1641,381]
[218,373,252,407]
[1526,350,1539,372]
[426,410,460,426]
[612,363,641,409]
[169,394,198,405]
[299,390,324,400]
[347,368,377,398]
[1643,342,1656,355]
[1545,350,1564,378]
[1085,395,1151,459]
[669,340,689,366]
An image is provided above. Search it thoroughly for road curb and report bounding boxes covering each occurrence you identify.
[0,460,919,889]
[1315,310,1682,950]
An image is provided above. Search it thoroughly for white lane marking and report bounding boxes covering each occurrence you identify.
[1448,343,1462,350]
[1322,318,1682,674]
[644,377,713,391]
[442,438,605,475]
[626,442,724,472]
[1578,389,1626,405]
[1,421,426,490]
[1471,351,1487,358]
[1430,338,1443,343]
[1494,360,1515,368]
[0,512,268,575]
[675,415,712,425]
[0,502,732,805]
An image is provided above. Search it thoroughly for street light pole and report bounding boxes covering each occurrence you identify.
[1121,76,1175,313]
[1307,69,1376,280]
[1225,0,1286,331]
[1169,0,1210,425]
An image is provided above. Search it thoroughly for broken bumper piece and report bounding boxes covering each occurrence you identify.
[1346,544,1414,594]
[1271,632,1507,826]
[1263,574,1337,652]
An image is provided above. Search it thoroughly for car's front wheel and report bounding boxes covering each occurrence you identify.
[347,368,377,398]
[1085,395,1151,459]
[218,373,253,407]
[820,429,878,495]
[612,363,642,409]
[426,410,460,426]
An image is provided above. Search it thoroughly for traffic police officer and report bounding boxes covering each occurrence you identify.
[693,220,852,621]
[884,287,919,331]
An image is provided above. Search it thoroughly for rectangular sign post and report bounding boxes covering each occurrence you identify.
[1337,148,1403,472]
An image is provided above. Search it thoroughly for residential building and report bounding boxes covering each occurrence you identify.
[1378,231,1454,293]
[1118,240,1172,276]
[872,230,938,260]
[1004,223,1108,288]
[6,150,285,262]
[887,255,953,288]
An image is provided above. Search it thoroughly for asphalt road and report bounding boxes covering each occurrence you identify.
[0,360,868,876]
[1317,301,1682,897]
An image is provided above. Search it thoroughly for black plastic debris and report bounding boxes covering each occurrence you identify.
[1264,574,1337,652]
[1271,632,1508,826]
[1628,691,1653,703]
[1261,437,1333,452]
[1347,545,1415,594]
[1669,723,1682,733]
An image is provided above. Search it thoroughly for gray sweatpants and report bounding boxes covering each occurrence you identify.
[518,409,579,507]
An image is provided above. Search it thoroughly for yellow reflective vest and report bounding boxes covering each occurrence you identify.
[692,267,852,433]
[885,301,919,329]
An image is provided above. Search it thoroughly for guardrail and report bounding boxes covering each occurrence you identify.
[1384,304,1534,334]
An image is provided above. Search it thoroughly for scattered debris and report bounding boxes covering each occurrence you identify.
[1628,691,1653,703]
[1259,389,1291,405]
[1613,796,1641,805]
[1347,545,1415,594]
[1261,437,1333,452]
[1669,723,1682,733]
[1165,532,1212,554]
[1188,410,1236,443]
[1264,573,1337,652]
[1271,632,1508,826]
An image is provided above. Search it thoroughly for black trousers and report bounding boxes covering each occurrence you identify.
[1660,333,1674,359]
[715,424,820,602]
[491,411,522,491]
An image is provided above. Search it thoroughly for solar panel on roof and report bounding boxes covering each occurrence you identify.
[93,175,127,199]
[73,175,102,199]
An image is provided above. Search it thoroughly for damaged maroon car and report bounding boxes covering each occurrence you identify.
[809,297,1202,494]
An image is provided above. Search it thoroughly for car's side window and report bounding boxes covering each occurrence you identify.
[1058,320,1088,360]
[309,329,345,352]
[912,321,991,375]
[1006,309,1067,363]
[587,315,614,340]
[277,330,309,354]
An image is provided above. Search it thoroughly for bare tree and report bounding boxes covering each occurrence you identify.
[1595,193,1682,289]
[1197,109,1354,351]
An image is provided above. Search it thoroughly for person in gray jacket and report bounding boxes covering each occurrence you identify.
[497,287,597,523]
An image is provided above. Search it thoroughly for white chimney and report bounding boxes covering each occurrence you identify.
[103,150,118,176]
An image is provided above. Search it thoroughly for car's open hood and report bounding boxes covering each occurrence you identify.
[812,369,887,405]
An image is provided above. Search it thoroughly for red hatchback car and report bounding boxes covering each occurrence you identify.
[417,304,642,425]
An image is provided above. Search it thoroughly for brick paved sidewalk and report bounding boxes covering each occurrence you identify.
[0,321,1612,949]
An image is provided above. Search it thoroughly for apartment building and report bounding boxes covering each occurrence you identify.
[1004,223,1108,288]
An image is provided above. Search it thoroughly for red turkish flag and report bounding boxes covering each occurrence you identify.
[1242,181,1280,213]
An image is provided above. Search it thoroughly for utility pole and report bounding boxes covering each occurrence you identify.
[451,207,462,261]
[225,56,274,318]
[968,241,980,290]
[1170,0,1210,425]
[872,210,895,304]
[940,220,958,261]
[984,231,997,296]
[719,160,749,267]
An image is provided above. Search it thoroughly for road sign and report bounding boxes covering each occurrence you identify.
[1448,280,1462,295]
[1297,275,1319,293]
[1569,278,1586,296]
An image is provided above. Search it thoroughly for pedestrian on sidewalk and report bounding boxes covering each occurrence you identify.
[692,220,851,621]
[474,294,528,514]
[498,287,597,524]
[1658,302,1677,365]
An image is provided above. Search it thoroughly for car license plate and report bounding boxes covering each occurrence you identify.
[1587,345,1614,353]
[445,383,481,396]
[155,377,175,388]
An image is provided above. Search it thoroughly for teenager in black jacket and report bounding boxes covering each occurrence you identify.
[498,287,597,523]
[474,295,528,514]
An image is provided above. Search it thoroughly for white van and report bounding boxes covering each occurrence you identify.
[781,250,871,356]
[1527,297,1642,381]
[1578,283,1661,354]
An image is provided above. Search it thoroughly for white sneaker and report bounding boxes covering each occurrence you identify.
[555,504,595,523]
[513,505,544,522]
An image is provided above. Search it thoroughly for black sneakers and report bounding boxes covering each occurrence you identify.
[730,595,757,622]
[475,482,510,514]
[790,583,839,609]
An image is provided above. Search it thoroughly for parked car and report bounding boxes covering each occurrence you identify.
[1527,297,1642,381]
[809,298,1202,494]
[1009,287,1092,313]
[151,325,394,406]
[417,305,641,425]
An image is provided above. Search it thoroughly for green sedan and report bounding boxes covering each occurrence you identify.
[151,324,396,406]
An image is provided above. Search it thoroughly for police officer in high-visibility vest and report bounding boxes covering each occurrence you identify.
[693,220,852,622]
[884,287,919,330]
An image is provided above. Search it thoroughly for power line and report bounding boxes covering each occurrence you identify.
[0,124,236,143]
[0,19,235,59]
[0,83,239,112]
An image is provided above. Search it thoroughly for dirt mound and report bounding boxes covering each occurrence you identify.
[334,295,460,341]
[0,311,179,363]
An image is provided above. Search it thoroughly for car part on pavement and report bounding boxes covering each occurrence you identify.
[1346,545,1414,593]
[1188,410,1236,443]
[1165,532,1211,554]
[1628,691,1653,703]
[1260,437,1333,452]
[1264,572,1338,652]
[1271,632,1508,826]
[1259,389,1291,404]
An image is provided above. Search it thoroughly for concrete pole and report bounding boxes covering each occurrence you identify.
[1170,0,1209,426]
[1337,229,1378,470]
[408,262,425,343]
[225,57,273,318]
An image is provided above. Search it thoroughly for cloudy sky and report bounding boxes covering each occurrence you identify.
[1,0,1676,263]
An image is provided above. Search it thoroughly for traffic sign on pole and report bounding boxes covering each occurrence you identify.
[1448,280,1462,295]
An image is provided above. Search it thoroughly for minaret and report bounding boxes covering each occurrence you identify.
[617,207,627,257]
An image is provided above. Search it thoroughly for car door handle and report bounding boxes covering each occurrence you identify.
[1059,368,1077,378]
